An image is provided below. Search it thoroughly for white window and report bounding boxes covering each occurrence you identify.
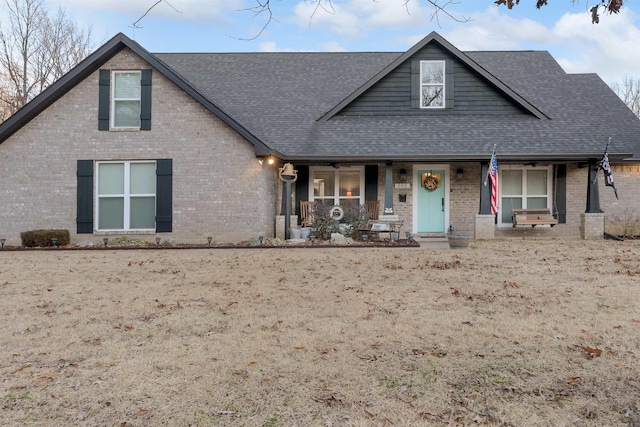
[420,61,445,108]
[112,71,141,128]
[311,167,363,210]
[499,166,553,226]
[97,161,156,231]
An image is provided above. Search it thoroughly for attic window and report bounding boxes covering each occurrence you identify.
[420,61,445,108]
[112,71,142,128]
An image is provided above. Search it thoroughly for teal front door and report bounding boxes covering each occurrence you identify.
[416,169,446,233]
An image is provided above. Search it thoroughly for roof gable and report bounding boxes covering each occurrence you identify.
[320,32,548,120]
[0,33,271,155]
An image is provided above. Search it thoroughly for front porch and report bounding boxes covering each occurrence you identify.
[274,160,608,243]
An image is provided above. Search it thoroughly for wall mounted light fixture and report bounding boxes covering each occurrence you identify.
[456,168,464,178]
[399,168,407,182]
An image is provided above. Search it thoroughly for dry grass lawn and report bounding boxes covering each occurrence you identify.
[1,239,639,426]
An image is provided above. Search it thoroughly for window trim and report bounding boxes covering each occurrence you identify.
[111,70,142,130]
[309,166,365,206]
[96,160,157,232]
[498,165,554,227]
[420,60,445,109]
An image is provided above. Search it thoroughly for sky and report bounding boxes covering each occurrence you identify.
[41,0,640,84]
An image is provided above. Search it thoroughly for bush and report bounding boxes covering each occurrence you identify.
[20,229,70,247]
[606,207,640,238]
[311,203,372,240]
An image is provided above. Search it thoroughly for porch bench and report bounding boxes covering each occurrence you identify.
[359,220,403,240]
[512,208,558,228]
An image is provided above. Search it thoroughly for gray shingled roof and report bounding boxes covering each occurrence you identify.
[2,32,638,163]
[155,47,640,162]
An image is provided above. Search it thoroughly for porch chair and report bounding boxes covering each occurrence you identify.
[365,200,380,220]
[300,201,316,227]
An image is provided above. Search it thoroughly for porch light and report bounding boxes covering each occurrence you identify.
[207,236,212,247]
[456,168,464,178]
[103,237,108,247]
[399,168,408,182]
[267,156,275,165]
[1,238,6,248]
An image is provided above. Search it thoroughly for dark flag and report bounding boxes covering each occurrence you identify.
[598,142,619,200]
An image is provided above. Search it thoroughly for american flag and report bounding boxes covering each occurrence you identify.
[599,149,619,200]
[488,148,499,214]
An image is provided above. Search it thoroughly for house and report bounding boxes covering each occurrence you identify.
[1,32,639,246]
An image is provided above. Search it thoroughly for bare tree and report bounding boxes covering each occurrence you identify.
[610,76,640,118]
[0,0,93,122]
[496,0,624,24]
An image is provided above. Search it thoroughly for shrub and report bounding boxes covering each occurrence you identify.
[311,203,339,240]
[606,207,640,238]
[20,229,71,247]
[311,203,371,240]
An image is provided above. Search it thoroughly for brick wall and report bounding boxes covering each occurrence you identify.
[600,165,640,236]
[0,48,278,245]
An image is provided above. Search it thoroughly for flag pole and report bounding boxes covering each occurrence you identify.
[484,144,497,187]
[593,137,612,184]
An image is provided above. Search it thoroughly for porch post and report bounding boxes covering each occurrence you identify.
[383,161,394,215]
[586,160,602,213]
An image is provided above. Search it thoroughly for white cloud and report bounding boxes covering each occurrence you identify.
[50,0,243,23]
[550,9,640,82]
[439,6,640,83]
[443,7,554,51]
[291,0,430,38]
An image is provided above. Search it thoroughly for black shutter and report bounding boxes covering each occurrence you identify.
[445,59,454,109]
[140,69,152,130]
[365,165,378,201]
[555,164,567,223]
[77,160,94,233]
[410,61,420,109]
[294,165,309,221]
[479,161,491,214]
[98,70,110,130]
[156,159,172,232]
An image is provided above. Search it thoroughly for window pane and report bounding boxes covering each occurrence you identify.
[421,62,443,84]
[130,197,156,229]
[114,101,141,128]
[313,171,335,197]
[501,170,522,195]
[527,197,547,209]
[501,197,522,224]
[99,197,124,229]
[130,163,156,194]
[98,163,124,195]
[527,170,547,195]
[339,171,360,197]
[422,86,443,107]
[114,72,141,98]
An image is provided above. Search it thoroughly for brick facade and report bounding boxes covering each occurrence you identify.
[0,49,278,245]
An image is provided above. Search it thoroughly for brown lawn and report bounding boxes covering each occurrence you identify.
[1,239,639,426]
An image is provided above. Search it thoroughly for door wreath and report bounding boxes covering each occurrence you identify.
[329,205,345,220]
[422,173,440,191]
